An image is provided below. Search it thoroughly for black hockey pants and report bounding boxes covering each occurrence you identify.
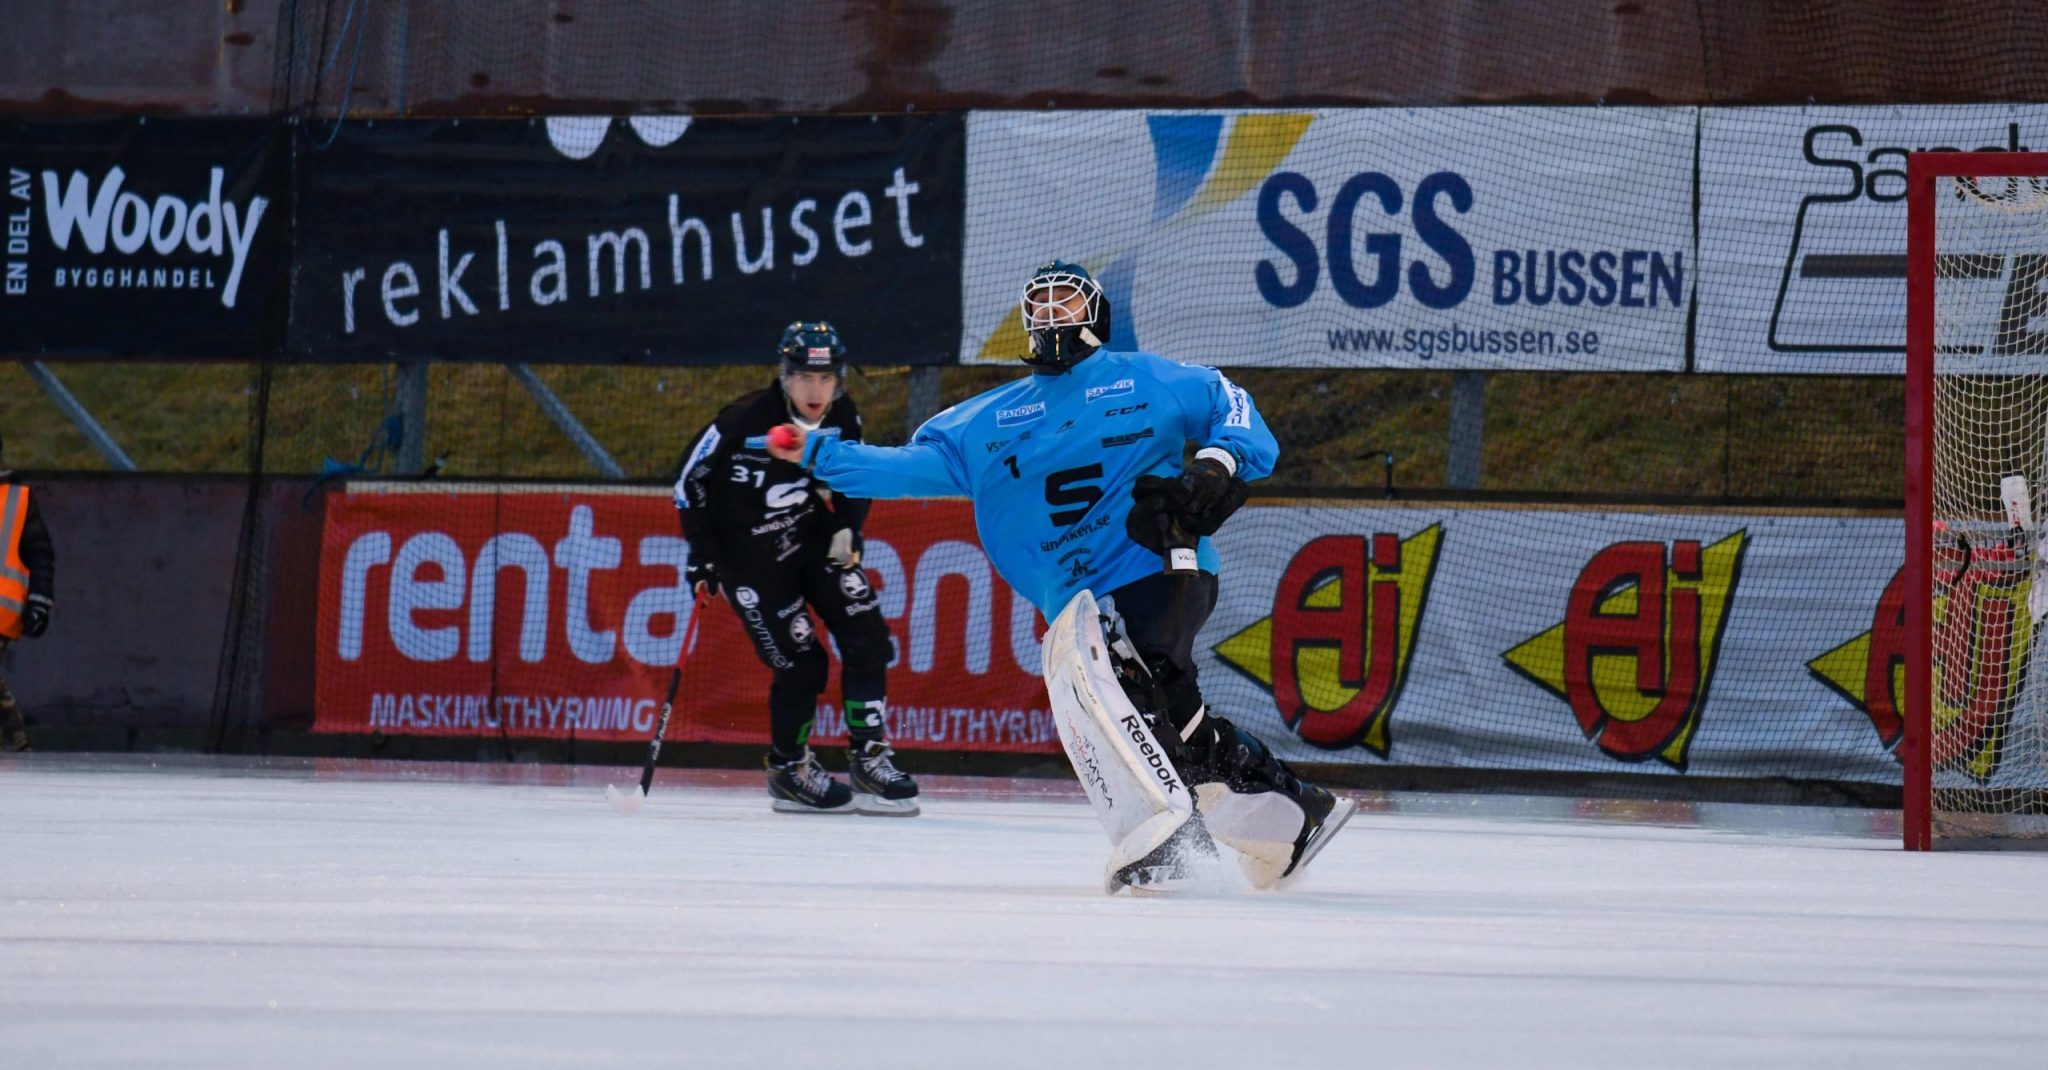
[719,553,891,757]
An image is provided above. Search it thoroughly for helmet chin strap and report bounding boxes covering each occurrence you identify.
[1027,326,1104,373]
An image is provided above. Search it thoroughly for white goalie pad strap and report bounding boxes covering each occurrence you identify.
[1042,589,1195,875]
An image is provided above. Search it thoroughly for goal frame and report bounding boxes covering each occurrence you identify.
[1904,151,2048,850]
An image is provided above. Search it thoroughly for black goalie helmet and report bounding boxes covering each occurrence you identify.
[777,320,847,378]
[1019,261,1111,371]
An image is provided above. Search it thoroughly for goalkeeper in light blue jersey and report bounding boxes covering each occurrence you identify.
[771,261,1351,885]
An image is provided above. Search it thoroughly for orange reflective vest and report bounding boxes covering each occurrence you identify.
[0,483,29,640]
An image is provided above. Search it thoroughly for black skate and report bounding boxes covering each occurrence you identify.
[1185,715,1356,889]
[765,748,855,814]
[1279,778,1357,887]
[847,739,920,816]
[1109,814,1221,896]
[1094,607,1352,889]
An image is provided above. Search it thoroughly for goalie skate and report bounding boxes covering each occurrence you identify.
[1186,716,1358,889]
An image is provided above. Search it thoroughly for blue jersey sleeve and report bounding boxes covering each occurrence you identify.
[1148,360,1279,480]
[803,411,971,499]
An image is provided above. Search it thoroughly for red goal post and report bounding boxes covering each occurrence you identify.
[1905,151,2048,850]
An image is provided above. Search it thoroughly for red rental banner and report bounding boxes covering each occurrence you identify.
[314,485,1058,753]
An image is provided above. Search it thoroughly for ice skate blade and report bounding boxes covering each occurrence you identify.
[1275,795,1357,889]
[604,783,646,815]
[1109,865,1196,897]
[770,796,856,814]
[853,793,921,817]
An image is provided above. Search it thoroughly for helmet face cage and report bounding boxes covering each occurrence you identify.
[1019,263,1107,369]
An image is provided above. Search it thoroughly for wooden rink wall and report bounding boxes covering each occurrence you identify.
[5,1,2046,119]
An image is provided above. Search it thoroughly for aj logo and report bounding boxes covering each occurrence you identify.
[1504,533,1747,770]
[1808,558,2032,781]
[1807,567,1909,753]
[1214,525,1442,755]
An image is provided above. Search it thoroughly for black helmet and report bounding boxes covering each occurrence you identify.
[777,320,847,378]
[1020,260,1111,371]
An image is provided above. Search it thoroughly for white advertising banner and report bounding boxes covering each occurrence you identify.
[1697,105,2048,374]
[1192,504,2001,789]
[963,109,1693,371]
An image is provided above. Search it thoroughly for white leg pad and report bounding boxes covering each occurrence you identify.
[1194,782,1308,890]
[1042,590,1196,890]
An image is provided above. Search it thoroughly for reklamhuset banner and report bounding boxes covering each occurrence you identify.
[961,109,1693,371]
[0,117,288,358]
[291,115,964,364]
[1697,104,2048,374]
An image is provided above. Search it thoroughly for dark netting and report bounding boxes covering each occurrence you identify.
[4,1,2047,808]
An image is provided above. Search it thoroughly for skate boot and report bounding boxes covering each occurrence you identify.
[765,748,855,814]
[1183,713,1356,889]
[1110,812,1221,895]
[847,739,921,816]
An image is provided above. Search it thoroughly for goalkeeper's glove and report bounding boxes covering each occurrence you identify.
[1182,454,1235,516]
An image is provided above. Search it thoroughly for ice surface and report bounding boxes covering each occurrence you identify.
[3,754,2047,1069]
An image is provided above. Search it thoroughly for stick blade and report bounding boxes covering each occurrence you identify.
[605,782,647,815]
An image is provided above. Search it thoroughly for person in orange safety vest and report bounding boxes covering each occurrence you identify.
[0,431,56,752]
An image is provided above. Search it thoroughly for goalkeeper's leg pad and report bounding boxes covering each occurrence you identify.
[1043,590,1201,893]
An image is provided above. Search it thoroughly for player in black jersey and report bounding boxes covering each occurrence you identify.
[673,322,918,815]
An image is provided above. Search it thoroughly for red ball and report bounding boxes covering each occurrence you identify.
[768,424,800,451]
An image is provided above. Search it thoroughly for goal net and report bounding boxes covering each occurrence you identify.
[1907,152,2048,848]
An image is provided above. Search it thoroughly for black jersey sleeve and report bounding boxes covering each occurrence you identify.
[673,412,734,564]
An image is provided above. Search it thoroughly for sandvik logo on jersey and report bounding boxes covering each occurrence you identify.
[1085,378,1135,402]
[1808,557,2033,781]
[1503,533,1747,771]
[744,434,769,449]
[976,113,1315,360]
[996,402,1046,427]
[1214,525,1444,756]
